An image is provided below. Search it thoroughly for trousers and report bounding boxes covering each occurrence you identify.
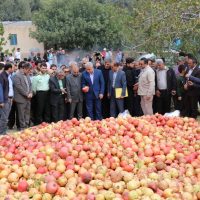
[69,101,83,119]
[0,100,12,134]
[35,91,51,125]
[17,101,31,129]
[140,95,153,115]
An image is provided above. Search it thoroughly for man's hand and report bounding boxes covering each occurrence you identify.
[27,93,33,99]
[156,90,161,97]
[82,86,89,93]
[120,96,125,99]
[0,103,4,108]
[178,96,182,101]
[144,96,151,101]
[99,94,103,99]
[107,93,110,98]
[133,83,138,91]
[184,83,188,90]
[68,99,72,103]
[188,81,193,86]
[185,74,190,78]
[61,88,67,94]
[171,90,176,96]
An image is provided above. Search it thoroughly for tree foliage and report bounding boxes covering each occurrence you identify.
[0,0,42,21]
[121,0,200,56]
[0,23,5,52]
[31,0,128,49]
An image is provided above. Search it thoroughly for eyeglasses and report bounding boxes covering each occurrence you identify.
[64,71,70,73]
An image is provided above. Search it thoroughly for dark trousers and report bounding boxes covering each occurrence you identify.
[30,96,37,125]
[133,95,143,116]
[35,91,51,125]
[126,88,134,116]
[86,95,102,120]
[110,89,124,117]
[82,100,88,118]
[0,100,12,134]
[101,96,110,119]
[156,90,171,115]
[64,102,70,120]
[69,101,83,119]
[8,101,20,129]
[183,94,198,118]
[51,97,65,122]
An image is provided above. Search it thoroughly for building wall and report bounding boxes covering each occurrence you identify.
[2,21,44,59]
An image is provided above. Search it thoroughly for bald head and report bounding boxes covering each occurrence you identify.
[72,65,80,76]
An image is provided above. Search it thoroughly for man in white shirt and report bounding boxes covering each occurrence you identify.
[15,48,21,61]
[138,58,155,115]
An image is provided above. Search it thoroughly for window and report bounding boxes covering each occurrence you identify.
[10,34,17,45]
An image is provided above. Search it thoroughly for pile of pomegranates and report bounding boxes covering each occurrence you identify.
[0,114,199,200]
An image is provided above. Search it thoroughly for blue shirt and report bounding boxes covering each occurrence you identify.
[90,73,94,84]
[8,74,14,97]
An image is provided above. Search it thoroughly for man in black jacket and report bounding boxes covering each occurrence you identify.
[99,60,111,118]
[183,57,200,118]
[49,69,67,122]
[0,63,14,134]
[124,58,135,116]
[155,59,177,115]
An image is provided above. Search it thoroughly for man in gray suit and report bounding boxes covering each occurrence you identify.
[108,63,127,117]
[66,65,83,119]
[13,62,32,130]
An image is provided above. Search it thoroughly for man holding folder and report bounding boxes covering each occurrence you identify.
[108,63,127,117]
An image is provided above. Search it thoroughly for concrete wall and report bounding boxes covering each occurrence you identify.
[2,21,44,59]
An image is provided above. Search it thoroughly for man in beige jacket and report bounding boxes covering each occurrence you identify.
[137,58,155,115]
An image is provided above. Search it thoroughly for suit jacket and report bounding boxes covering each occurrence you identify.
[81,69,105,99]
[0,71,9,103]
[187,66,200,96]
[13,71,32,103]
[108,70,127,97]
[124,67,135,89]
[99,66,110,96]
[49,76,67,105]
[155,67,177,93]
[66,74,83,102]
[138,66,155,96]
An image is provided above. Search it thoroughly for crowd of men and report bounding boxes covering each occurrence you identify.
[0,49,200,135]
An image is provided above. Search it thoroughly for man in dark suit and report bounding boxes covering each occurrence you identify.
[183,57,200,118]
[81,62,105,120]
[49,69,67,122]
[108,63,127,117]
[123,57,135,116]
[0,63,14,134]
[155,59,177,114]
[13,62,32,130]
[66,65,83,119]
[99,60,111,119]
